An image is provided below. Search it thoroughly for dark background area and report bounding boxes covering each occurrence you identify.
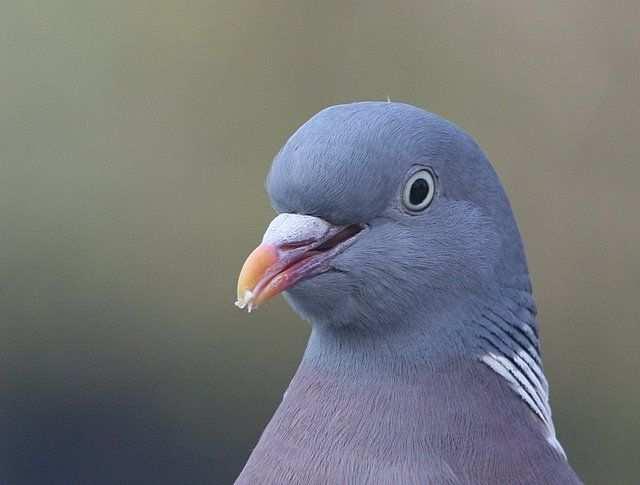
[2,2,639,484]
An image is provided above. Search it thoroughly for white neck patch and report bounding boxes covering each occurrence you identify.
[475,303,566,459]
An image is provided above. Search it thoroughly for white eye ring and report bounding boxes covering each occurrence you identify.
[402,169,436,212]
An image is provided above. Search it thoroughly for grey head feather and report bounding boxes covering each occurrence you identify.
[238,102,580,483]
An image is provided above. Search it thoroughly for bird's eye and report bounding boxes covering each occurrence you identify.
[402,169,436,212]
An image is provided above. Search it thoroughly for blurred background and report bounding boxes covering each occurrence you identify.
[1,1,638,484]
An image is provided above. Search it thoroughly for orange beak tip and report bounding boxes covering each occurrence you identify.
[236,244,279,313]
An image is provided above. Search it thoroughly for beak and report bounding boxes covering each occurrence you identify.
[235,213,365,312]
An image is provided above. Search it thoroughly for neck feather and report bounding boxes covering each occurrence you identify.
[301,286,565,458]
[472,287,565,457]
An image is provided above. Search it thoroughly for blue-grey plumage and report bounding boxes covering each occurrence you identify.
[235,102,582,484]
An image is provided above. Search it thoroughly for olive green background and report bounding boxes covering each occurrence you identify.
[2,2,639,484]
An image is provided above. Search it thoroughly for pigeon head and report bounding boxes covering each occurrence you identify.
[234,102,578,482]
[236,102,529,331]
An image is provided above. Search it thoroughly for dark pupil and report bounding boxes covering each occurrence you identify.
[409,178,429,205]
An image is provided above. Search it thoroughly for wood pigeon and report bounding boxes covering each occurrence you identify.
[234,102,582,484]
